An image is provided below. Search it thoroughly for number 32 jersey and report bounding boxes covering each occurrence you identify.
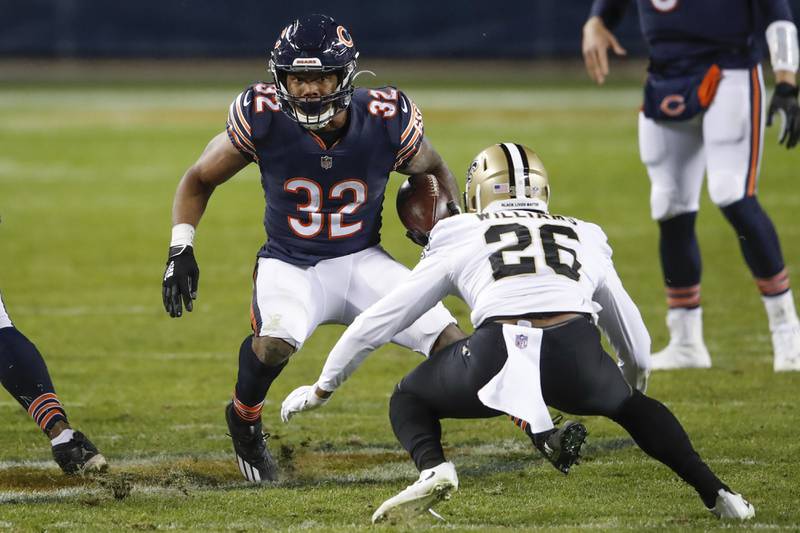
[226,83,424,266]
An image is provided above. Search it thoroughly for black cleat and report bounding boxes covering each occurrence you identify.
[533,419,587,475]
[225,402,278,483]
[52,431,108,475]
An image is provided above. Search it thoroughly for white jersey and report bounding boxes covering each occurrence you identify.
[316,208,651,392]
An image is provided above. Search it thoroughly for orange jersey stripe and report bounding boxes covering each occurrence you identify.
[234,93,252,136]
[746,67,761,197]
[227,108,256,154]
[395,127,423,167]
[250,303,258,334]
[400,99,418,143]
[400,105,423,145]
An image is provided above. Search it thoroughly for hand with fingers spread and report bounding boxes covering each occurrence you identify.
[162,245,199,318]
[767,82,800,149]
[281,384,331,422]
[582,16,627,85]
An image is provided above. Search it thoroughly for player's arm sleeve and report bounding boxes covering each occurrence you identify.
[588,226,652,378]
[225,88,258,163]
[393,91,425,171]
[316,255,454,393]
[589,0,631,29]
[758,0,794,24]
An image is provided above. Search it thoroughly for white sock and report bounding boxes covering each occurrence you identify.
[50,428,75,447]
[762,290,800,331]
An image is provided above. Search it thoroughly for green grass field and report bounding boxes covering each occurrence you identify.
[0,62,799,531]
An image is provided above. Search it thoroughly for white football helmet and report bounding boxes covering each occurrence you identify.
[463,143,549,213]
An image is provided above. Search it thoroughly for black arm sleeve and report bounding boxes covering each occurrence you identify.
[756,0,794,23]
[589,0,632,30]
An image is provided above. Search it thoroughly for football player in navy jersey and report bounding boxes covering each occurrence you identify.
[0,291,107,474]
[160,14,465,482]
[582,0,800,372]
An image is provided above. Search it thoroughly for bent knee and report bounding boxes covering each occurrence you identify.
[651,184,698,221]
[252,335,295,366]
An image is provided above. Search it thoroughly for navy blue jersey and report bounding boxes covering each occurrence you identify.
[226,84,424,266]
[591,0,794,75]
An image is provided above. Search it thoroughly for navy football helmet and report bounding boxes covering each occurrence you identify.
[269,14,359,130]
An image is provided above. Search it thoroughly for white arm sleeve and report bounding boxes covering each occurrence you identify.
[767,20,799,73]
[583,223,651,383]
[316,254,454,393]
[594,268,652,377]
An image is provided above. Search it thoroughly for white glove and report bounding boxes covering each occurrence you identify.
[280,384,330,422]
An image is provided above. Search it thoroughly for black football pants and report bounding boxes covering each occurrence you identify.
[389,316,725,507]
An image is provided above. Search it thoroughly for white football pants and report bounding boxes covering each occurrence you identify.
[250,245,456,354]
[639,66,766,221]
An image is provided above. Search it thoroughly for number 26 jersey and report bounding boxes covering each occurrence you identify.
[414,209,625,328]
[226,83,424,266]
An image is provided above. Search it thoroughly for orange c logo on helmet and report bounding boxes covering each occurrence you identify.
[660,94,686,117]
[337,25,354,47]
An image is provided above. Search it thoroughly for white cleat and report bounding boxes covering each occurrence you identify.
[708,489,755,520]
[650,307,712,370]
[772,323,800,372]
[371,462,458,524]
[650,342,712,370]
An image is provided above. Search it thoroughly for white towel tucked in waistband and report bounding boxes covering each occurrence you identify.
[477,323,553,434]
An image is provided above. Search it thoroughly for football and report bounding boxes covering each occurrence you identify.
[396,174,455,244]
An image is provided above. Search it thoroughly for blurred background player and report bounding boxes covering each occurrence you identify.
[582,0,800,371]
[0,290,107,475]
[279,145,754,523]
[160,14,464,483]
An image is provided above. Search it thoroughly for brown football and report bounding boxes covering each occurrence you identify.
[396,174,453,239]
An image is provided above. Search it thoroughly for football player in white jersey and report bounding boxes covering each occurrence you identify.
[281,144,754,523]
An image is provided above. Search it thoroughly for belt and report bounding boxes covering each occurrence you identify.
[494,312,585,329]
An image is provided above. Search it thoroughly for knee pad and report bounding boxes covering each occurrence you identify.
[650,184,698,221]
[252,335,295,366]
[707,172,747,207]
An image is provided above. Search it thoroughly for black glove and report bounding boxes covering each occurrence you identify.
[767,82,800,149]
[162,245,199,318]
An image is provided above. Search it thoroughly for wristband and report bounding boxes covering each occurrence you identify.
[767,20,799,73]
[170,223,195,247]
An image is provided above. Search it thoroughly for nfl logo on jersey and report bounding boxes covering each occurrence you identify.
[320,155,333,170]
[515,334,528,349]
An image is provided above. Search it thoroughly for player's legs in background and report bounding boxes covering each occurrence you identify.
[705,67,800,372]
[0,295,106,474]
[226,257,326,482]
[540,318,752,519]
[639,112,711,369]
